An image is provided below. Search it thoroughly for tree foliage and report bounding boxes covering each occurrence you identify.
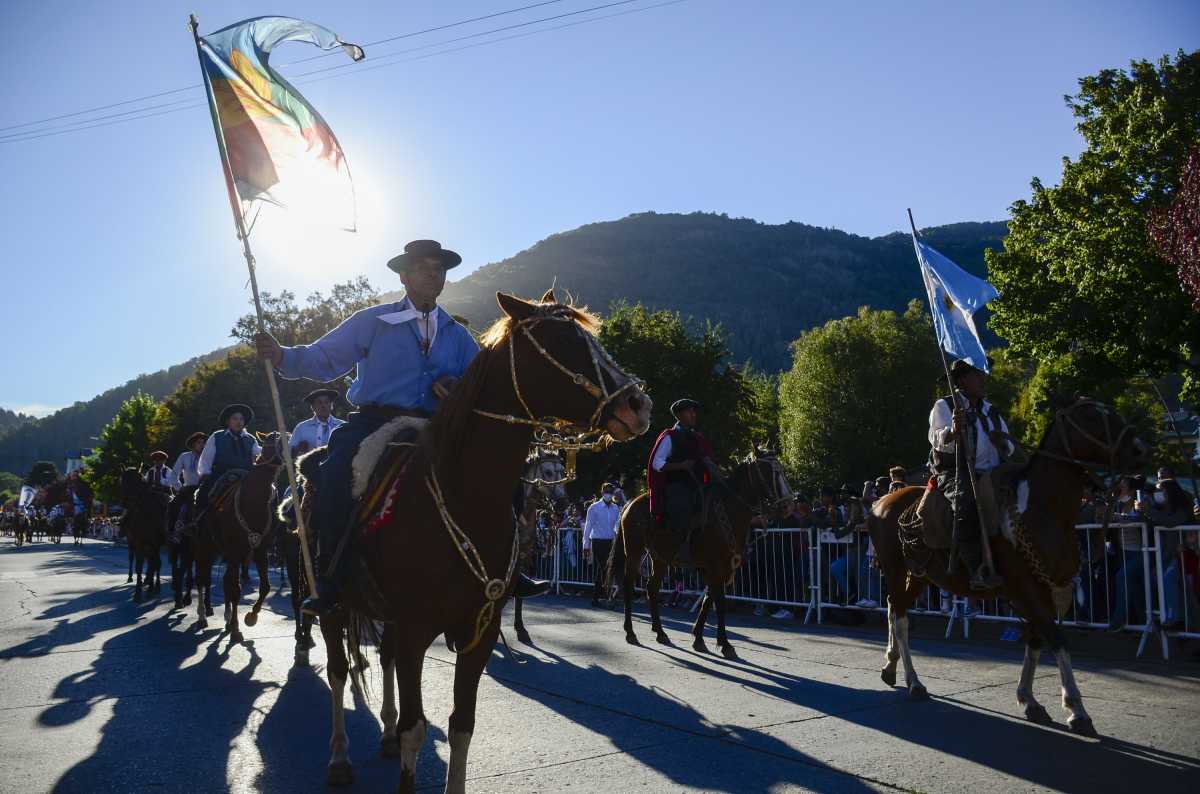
[24,460,60,488]
[574,302,772,494]
[1149,146,1200,310]
[987,51,1200,385]
[83,393,162,504]
[779,301,942,492]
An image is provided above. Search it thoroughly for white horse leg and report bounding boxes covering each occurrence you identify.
[379,660,399,755]
[881,603,900,686]
[327,671,353,784]
[400,718,427,784]
[444,729,473,794]
[196,571,208,628]
[1055,648,1096,736]
[1017,642,1051,724]
[895,612,927,699]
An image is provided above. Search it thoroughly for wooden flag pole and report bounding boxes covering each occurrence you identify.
[189,14,318,589]
[908,208,998,580]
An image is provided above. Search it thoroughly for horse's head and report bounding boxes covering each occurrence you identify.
[119,467,143,502]
[734,448,794,522]
[486,290,652,441]
[524,450,569,505]
[254,431,284,466]
[1043,395,1149,473]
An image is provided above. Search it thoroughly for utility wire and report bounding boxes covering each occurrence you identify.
[0,0,687,145]
[0,0,572,134]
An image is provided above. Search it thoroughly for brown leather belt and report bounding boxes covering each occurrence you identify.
[357,404,432,421]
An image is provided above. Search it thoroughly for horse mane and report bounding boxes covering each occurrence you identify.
[429,297,600,475]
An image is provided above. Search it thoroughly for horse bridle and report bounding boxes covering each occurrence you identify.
[1032,398,1134,474]
[739,454,793,522]
[474,308,645,441]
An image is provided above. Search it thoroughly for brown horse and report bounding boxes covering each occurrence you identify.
[868,397,1147,736]
[608,451,794,658]
[192,432,283,642]
[118,469,169,602]
[39,476,93,546]
[318,291,651,793]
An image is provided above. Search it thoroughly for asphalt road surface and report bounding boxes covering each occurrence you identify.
[1,538,1197,793]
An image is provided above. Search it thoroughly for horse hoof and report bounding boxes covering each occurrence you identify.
[625,633,640,646]
[656,632,672,646]
[183,595,192,607]
[1069,717,1098,738]
[305,635,317,649]
[720,644,739,660]
[1024,704,1053,726]
[516,630,532,645]
[197,619,208,630]
[205,606,214,617]
[880,667,897,688]
[244,612,258,627]
[326,761,354,786]
[692,639,708,654]
[126,576,133,584]
[380,735,402,758]
[294,648,310,668]
[231,630,244,644]
[908,684,930,701]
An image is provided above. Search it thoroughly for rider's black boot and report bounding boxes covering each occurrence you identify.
[513,573,550,599]
[961,540,1002,591]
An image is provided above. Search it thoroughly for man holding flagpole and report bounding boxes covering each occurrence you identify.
[910,212,1008,589]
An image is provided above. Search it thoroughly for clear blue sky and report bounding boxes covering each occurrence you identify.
[2,0,1196,416]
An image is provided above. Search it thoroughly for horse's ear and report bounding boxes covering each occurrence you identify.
[540,287,557,304]
[496,292,536,321]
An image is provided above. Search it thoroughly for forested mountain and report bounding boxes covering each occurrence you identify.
[0,408,34,438]
[0,349,229,476]
[5,212,1005,477]
[426,212,1007,370]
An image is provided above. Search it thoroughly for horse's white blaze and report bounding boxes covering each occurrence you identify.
[1054,648,1089,722]
[380,661,398,739]
[445,730,472,794]
[400,718,427,776]
[328,671,349,764]
[1017,643,1041,707]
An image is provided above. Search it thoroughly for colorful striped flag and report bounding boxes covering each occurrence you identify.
[197,17,364,231]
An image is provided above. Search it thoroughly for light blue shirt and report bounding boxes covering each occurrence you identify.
[277,298,479,413]
[290,415,346,453]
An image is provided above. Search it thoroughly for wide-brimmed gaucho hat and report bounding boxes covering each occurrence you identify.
[302,388,339,406]
[386,239,462,274]
[219,404,254,426]
[148,451,168,462]
[670,398,702,418]
[184,432,207,448]
[950,358,992,381]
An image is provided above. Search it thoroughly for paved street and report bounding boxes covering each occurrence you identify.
[1,538,1197,793]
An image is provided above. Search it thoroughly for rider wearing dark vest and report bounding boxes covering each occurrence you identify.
[194,404,261,516]
[928,359,1013,590]
[648,398,717,539]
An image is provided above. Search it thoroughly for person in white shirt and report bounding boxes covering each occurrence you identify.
[583,483,622,606]
[167,432,206,537]
[290,388,346,456]
[144,451,174,491]
[928,358,1013,590]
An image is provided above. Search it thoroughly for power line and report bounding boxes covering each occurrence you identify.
[0,0,572,135]
[0,0,688,145]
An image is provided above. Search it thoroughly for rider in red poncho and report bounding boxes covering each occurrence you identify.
[647,399,718,542]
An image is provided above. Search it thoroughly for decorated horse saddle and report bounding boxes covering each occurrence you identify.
[899,466,1026,552]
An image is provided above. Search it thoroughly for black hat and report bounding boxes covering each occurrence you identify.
[303,388,339,406]
[185,431,207,448]
[386,239,462,274]
[219,404,254,426]
[601,482,616,493]
[670,398,701,417]
[950,358,992,381]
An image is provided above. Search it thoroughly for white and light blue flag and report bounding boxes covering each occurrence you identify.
[912,233,998,372]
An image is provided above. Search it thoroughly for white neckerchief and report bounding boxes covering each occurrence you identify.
[378,298,440,350]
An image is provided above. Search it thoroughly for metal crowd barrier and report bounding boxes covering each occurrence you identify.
[520,519,1198,659]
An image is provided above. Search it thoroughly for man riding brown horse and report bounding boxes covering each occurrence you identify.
[255,239,548,617]
[194,404,262,525]
[647,398,720,557]
[928,358,1014,590]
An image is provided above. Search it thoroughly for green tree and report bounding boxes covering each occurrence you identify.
[779,301,942,492]
[84,393,162,503]
[577,302,765,494]
[987,51,1200,389]
[0,471,22,495]
[24,460,60,487]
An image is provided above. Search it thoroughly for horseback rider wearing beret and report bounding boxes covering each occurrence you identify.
[647,399,719,543]
[194,404,261,518]
[928,359,1013,590]
[256,240,549,617]
[144,451,174,491]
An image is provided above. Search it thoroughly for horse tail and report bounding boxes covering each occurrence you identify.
[605,519,627,592]
[342,609,381,704]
